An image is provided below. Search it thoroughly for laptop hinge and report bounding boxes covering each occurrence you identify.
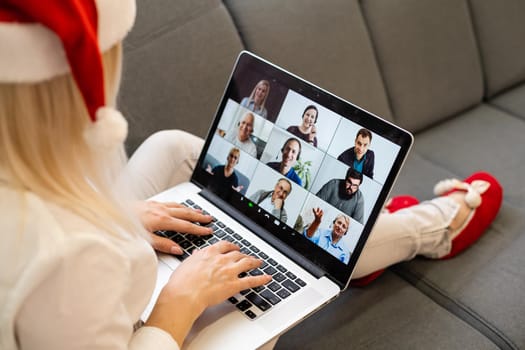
[200,189,326,279]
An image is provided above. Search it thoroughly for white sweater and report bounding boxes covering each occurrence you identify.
[0,185,179,350]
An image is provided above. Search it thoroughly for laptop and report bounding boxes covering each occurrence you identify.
[142,51,413,349]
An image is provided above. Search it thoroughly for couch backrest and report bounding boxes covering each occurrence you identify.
[121,0,525,153]
[224,0,393,122]
[468,0,525,98]
[361,0,484,132]
[120,0,243,153]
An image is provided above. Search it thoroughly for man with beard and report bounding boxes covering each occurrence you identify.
[316,168,364,224]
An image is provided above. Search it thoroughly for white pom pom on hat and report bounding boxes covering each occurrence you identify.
[84,107,128,150]
[0,0,136,150]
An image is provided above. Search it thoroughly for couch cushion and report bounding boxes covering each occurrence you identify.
[397,205,525,349]
[469,0,525,98]
[120,1,243,154]
[223,0,393,122]
[361,0,483,132]
[490,83,525,121]
[412,104,525,209]
[275,272,500,349]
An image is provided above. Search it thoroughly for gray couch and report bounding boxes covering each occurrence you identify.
[119,1,525,349]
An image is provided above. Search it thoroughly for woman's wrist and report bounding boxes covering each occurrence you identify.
[146,289,206,346]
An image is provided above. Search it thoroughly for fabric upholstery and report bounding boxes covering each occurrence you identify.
[361,0,483,132]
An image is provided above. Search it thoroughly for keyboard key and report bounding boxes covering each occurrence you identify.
[241,239,251,247]
[245,310,257,319]
[259,252,269,260]
[249,269,263,276]
[295,278,306,287]
[179,240,192,249]
[233,233,243,241]
[263,266,277,275]
[267,282,281,292]
[277,289,291,299]
[276,265,287,273]
[286,271,297,280]
[267,258,277,266]
[236,300,252,311]
[260,290,281,305]
[214,229,226,238]
[185,199,195,206]
[282,279,300,293]
[246,292,272,312]
[253,285,265,292]
[273,272,286,283]
[250,245,260,253]
[228,296,238,304]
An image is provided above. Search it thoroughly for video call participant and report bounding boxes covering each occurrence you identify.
[337,128,375,179]
[304,208,351,264]
[206,147,243,197]
[266,137,303,186]
[316,168,365,224]
[225,112,258,157]
[286,105,318,147]
[249,178,292,222]
[240,79,270,119]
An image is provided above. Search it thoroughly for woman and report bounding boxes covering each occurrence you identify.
[286,105,319,147]
[0,1,269,349]
[206,147,244,196]
[240,79,270,119]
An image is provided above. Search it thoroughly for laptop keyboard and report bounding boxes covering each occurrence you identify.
[154,199,307,320]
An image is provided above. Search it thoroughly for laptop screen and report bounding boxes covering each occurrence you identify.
[192,51,413,287]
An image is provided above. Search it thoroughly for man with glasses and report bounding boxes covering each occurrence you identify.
[316,168,365,224]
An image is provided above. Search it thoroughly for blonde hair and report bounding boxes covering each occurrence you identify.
[0,44,141,236]
[248,80,270,109]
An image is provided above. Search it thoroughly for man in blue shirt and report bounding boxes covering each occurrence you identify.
[304,208,351,264]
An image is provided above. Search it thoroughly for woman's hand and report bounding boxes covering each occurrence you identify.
[134,200,213,254]
[147,241,271,346]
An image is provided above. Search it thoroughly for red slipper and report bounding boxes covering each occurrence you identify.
[350,195,420,287]
[434,171,503,259]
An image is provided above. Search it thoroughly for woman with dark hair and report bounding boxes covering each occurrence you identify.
[286,105,319,147]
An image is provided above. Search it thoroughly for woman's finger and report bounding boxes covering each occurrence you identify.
[148,232,183,255]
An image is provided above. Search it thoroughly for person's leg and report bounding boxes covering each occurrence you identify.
[123,130,204,200]
[353,196,459,279]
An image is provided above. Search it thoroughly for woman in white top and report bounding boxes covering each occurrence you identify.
[0,1,269,349]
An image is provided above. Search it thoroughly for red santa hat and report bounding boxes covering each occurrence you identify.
[0,0,136,149]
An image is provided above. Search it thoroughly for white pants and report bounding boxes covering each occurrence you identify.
[125,130,458,279]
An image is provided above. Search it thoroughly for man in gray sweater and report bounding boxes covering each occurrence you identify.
[316,168,364,224]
